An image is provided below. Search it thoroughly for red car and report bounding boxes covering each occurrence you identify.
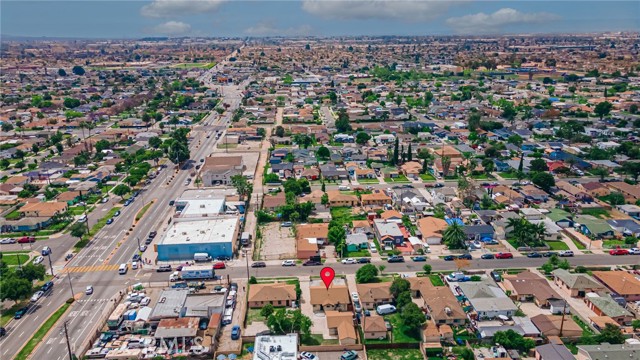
[213,262,226,269]
[17,236,36,243]
[495,252,514,259]
[609,248,629,256]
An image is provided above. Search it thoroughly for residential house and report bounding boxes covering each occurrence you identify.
[354,168,376,180]
[606,219,640,238]
[463,224,495,241]
[417,217,448,245]
[300,167,320,181]
[262,192,286,211]
[379,210,403,221]
[56,191,82,205]
[501,271,562,308]
[457,281,518,319]
[519,185,550,203]
[19,201,68,218]
[357,282,393,310]
[520,208,545,221]
[581,182,611,198]
[535,343,575,360]
[360,191,392,207]
[592,271,640,302]
[247,283,297,308]
[327,190,358,207]
[352,220,375,239]
[325,311,357,345]
[201,156,244,186]
[362,315,387,340]
[309,283,350,312]
[345,233,369,252]
[606,182,640,203]
[299,189,326,205]
[575,215,615,239]
[617,204,640,218]
[409,278,467,326]
[373,218,405,246]
[531,314,583,338]
[400,161,422,179]
[551,269,607,298]
[584,294,634,325]
[546,209,575,228]
[576,343,640,360]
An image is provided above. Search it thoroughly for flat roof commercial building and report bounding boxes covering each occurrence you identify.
[157,217,239,261]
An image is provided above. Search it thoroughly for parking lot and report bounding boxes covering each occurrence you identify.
[259,223,296,260]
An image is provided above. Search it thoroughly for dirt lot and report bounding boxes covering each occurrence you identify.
[259,223,296,260]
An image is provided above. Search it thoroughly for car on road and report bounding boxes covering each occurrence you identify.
[357,258,371,264]
[495,252,514,259]
[18,236,36,243]
[281,260,296,266]
[14,307,28,319]
[231,325,241,340]
[411,256,427,262]
[41,246,52,256]
[124,200,131,206]
[139,245,148,252]
[628,248,640,255]
[387,255,405,263]
[457,253,472,260]
[41,281,53,292]
[85,285,93,295]
[0,327,5,337]
[114,210,121,217]
[157,265,172,272]
[543,251,557,257]
[106,218,114,225]
[341,258,357,264]
[281,222,293,227]
[145,238,153,245]
[558,250,574,257]
[610,248,629,256]
[101,197,109,203]
[132,254,141,262]
[31,290,44,302]
[354,301,362,313]
[443,255,455,261]
[0,238,16,244]
[65,253,74,261]
[149,231,157,238]
[213,262,226,269]
[33,256,44,265]
[300,351,319,360]
[303,260,321,266]
[341,350,358,360]
[480,253,495,259]
[169,200,175,206]
[351,292,359,301]
[527,252,542,258]
[490,271,502,282]
[251,262,266,268]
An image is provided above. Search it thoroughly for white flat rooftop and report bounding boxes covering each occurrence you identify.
[180,198,225,216]
[159,217,238,246]
[253,334,298,360]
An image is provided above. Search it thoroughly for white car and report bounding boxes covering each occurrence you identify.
[33,256,44,265]
[299,351,319,360]
[0,238,16,244]
[351,292,359,301]
[341,258,357,264]
[30,290,44,302]
[85,285,94,295]
[628,248,640,255]
[281,260,296,267]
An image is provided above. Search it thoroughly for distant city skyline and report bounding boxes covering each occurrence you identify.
[1,1,639,39]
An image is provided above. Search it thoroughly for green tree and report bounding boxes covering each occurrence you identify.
[400,302,425,333]
[72,65,85,76]
[494,329,536,352]
[113,184,131,201]
[407,143,413,162]
[468,112,481,130]
[335,109,352,133]
[249,276,257,284]
[393,137,400,165]
[231,174,253,200]
[274,126,285,137]
[396,291,412,309]
[631,319,640,331]
[261,303,275,318]
[355,263,379,283]
[168,141,190,164]
[63,98,81,109]
[390,278,411,298]
[1,122,14,132]
[17,263,46,281]
[57,68,67,76]
[443,222,467,250]
[529,158,548,172]
[422,264,432,274]
[266,309,312,337]
[355,132,371,145]
[70,222,88,239]
[321,193,329,206]
[621,162,640,182]
[595,323,625,344]
[0,276,32,301]
[594,101,613,120]
[316,146,330,159]
[148,136,162,149]
[591,167,609,181]
[532,172,555,191]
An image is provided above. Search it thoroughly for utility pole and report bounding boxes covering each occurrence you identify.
[559,300,568,337]
[62,320,74,360]
[67,272,75,299]
[79,190,90,234]
[47,252,55,276]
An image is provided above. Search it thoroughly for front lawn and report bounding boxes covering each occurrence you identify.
[2,252,30,266]
[420,173,436,181]
[347,250,371,258]
[498,172,519,179]
[545,241,570,251]
[358,178,379,184]
[245,308,266,325]
[470,173,490,179]
[300,333,340,346]
[571,238,587,250]
[429,274,445,286]
[387,313,422,343]
[368,349,423,360]
[581,208,609,219]
[387,175,410,183]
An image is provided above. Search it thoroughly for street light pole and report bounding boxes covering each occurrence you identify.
[66,273,75,299]
[47,253,55,276]
[62,320,74,360]
[135,237,141,251]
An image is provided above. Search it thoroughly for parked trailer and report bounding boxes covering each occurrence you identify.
[181,265,215,280]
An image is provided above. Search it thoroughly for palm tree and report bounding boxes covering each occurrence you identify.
[443,222,467,250]
[532,223,548,245]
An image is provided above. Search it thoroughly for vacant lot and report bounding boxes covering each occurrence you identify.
[368,348,423,360]
[260,223,296,260]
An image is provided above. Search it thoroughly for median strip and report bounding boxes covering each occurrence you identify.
[14,302,72,360]
[134,200,155,223]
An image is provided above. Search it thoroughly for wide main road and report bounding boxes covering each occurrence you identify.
[0,83,245,360]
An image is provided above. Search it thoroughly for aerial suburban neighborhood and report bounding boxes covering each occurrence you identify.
[0,3,640,360]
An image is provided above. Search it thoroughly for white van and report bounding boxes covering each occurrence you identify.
[118,263,128,275]
[131,261,138,270]
[376,304,397,315]
[338,185,350,191]
[193,253,212,262]
[78,214,87,223]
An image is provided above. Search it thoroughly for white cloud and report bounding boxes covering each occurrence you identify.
[446,8,560,34]
[245,21,312,36]
[141,0,225,18]
[152,21,192,35]
[301,0,453,21]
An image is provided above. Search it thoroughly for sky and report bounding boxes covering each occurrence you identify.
[1,0,639,39]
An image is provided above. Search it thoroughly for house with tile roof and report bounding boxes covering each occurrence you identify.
[325,311,357,345]
[362,315,387,340]
[247,283,297,308]
[584,294,633,325]
[310,283,350,312]
[531,314,582,338]
[501,270,562,308]
[356,282,393,310]
[416,216,448,245]
[592,271,640,302]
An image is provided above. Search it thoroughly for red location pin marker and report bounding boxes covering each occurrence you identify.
[320,267,335,290]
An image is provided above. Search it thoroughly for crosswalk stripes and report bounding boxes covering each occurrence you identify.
[61,264,120,273]
[76,298,110,303]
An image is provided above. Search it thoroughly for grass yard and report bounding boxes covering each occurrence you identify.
[368,348,423,360]
[420,173,436,181]
[603,240,627,248]
[581,208,609,219]
[4,210,21,220]
[358,178,379,184]
[2,252,31,266]
[498,172,519,179]
[470,173,490,179]
[429,274,445,286]
[347,250,371,257]
[15,303,71,360]
[300,334,340,346]
[68,206,88,215]
[571,238,587,250]
[387,175,410,183]
[387,313,422,343]
[545,241,570,251]
[172,62,215,69]
[245,308,266,325]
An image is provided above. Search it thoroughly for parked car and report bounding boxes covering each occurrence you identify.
[114,210,121,217]
[18,236,36,243]
[303,260,321,266]
[281,222,293,227]
[341,350,358,360]
[31,290,44,302]
[610,248,629,256]
[527,252,542,258]
[213,262,226,269]
[300,351,319,360]
[281,260,296,266]
[443,255,455,261]
[14,307,28,319]
[132,254,141,262]
[41,281,53,292]
[251,262,266,268]
[628,248,640,255]
[457,253,472,260]
[495,252,513,259]
[145,238,153,245]
[490,271,502,282]
[542,251,557,257]
[351,292,359,301]
[106,218,114,225]
[33,256,44,265]
[480,253,495,260]
[157,265,172,272]
[41,246,52,256]
[231,325,241,340]
[0,327,5,337]
[411,256,427,262]
[65,253,74,261]
[387,255,404,263]
[341,258,357,264]
[558,250,574,257]
[149,231,157,238]
[357,258,371,264]
[0,238,16,244]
